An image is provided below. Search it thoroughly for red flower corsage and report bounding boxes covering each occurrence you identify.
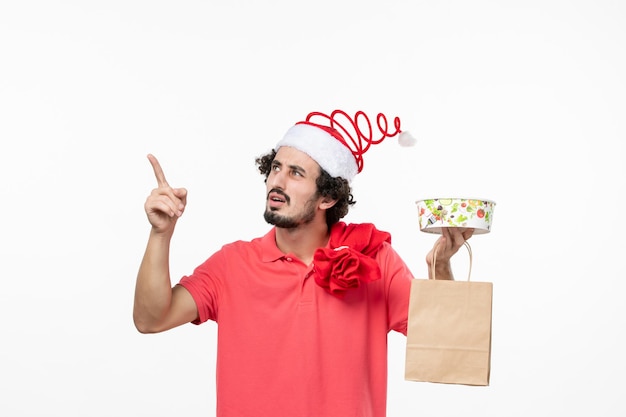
[313,222,391,298]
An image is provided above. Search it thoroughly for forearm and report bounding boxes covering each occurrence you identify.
[133,230,175,332]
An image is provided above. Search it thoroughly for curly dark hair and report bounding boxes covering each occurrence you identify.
[255,149,355,228]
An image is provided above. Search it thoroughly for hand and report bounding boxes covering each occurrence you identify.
[426,227,474,279]
[144,154,187,235]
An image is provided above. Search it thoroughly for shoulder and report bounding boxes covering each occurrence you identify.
[217,235,264,256]
[375,241,414,277]
[212,228,279,262]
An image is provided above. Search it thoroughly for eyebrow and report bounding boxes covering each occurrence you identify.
[272,160,307,175]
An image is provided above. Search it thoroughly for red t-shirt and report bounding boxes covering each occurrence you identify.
[178,225,414,417]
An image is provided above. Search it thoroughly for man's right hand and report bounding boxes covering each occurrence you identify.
[144,154,187,235]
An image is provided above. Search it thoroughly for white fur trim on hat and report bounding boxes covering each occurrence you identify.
[275,123,358,182]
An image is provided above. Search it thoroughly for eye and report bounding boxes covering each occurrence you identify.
[271,163,280,172]
[291,169,303,177]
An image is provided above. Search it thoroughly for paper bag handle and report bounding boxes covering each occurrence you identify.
[431,240,473,281]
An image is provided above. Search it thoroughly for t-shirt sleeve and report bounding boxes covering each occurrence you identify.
[178,250,225,325]
[377,242,414,335]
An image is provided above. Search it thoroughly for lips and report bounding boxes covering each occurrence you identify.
[267,190,289,207]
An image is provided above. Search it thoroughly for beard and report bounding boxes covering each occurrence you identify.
[264,194,319,229]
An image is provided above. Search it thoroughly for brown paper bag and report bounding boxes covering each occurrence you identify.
[405,242,492,386]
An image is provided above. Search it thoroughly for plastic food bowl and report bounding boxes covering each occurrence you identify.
[415,198,496,234]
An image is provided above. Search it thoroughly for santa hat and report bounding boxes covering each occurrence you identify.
[275,110,416,182]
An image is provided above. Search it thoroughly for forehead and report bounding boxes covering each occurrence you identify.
[274,146,321,173]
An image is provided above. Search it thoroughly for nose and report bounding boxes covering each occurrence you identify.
[268,167,286,190]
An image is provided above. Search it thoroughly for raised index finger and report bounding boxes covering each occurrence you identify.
[147,154,169,187]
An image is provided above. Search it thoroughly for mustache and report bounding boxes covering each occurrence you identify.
[267,189,290,204]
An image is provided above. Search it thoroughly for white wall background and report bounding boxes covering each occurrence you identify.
[1,1,624,416]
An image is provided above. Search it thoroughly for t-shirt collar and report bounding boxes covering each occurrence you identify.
[260,226,334,263]
[261,227,287,262]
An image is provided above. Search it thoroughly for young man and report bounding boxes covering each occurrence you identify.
[134,110,473,417]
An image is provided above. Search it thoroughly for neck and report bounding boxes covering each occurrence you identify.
[274,220,330,265]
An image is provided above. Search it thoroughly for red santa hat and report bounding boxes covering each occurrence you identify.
[275,110,416,182]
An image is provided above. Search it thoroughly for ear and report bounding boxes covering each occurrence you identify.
[319,197,337,210]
